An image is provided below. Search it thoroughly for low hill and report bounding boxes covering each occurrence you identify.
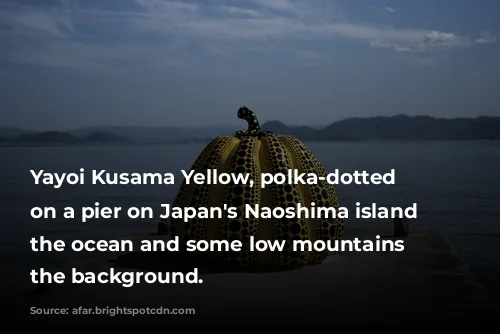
[4,115,500,144]
[67,126,234,144]
[15,131,81,144]
[84,132,129,144]
[10,131,131,145]
[315,115,500,140]
[261,121,316,139]
[258,115,500,141]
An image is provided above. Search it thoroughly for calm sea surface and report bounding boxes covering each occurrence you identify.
[1,141,499,299]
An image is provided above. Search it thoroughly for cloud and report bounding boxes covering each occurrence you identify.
[250,0,301,15]
[135,0,199,12]
[371,5,396,15]
[0,0,488,69]
[475,31,497,44]
[129,1,469,51]
[217,6,264,18]
[0,2,74,38]
[370,30,469,52]
[384,5,396,14]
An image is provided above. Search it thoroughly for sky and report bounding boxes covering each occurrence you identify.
[0,0,499,130]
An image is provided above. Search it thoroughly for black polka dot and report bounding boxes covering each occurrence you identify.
[229,220,241,232]
[290,223,300,234]
[233,186,243,196]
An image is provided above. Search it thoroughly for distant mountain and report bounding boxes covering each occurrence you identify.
[314,115,500,141]
[84,132,129,143]
[3,115,500,144]
[261,121,316,139]
[257,115,500,141]
[15,131,82,144]
[67,126,235,144]
[8,131,130,145]
[0,135,6,143]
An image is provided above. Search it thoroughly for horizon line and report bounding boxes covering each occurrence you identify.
[1,113,499,133]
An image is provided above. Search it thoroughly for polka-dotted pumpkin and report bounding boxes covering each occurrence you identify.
[159,106,344,271]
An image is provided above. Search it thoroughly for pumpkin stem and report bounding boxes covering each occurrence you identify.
[237,106,261,133]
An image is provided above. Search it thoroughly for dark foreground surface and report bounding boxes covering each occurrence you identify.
[4,229,500,327]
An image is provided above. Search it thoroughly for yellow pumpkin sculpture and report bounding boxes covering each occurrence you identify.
[159,106,344,271]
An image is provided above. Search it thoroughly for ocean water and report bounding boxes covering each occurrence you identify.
[1,141,499,299]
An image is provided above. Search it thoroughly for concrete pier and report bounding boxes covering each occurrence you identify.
[6,227,500,327]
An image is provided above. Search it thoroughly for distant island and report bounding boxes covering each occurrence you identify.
[263,115,500,141]
[1,115,499,146]
[0,131,130,146]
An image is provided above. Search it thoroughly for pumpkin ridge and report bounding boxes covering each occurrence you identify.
[254,136,278,268]
[277,135,320,265]
[204,137,241,243]
[169,136,235,243]
[205,138,241,211]
[184,136,237,243]
[219,136,261,269]
[288,137,345,241]
[262,135,311,269]
[280,135,335,264]
[166,137,225,237]
[259,137,280,267]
